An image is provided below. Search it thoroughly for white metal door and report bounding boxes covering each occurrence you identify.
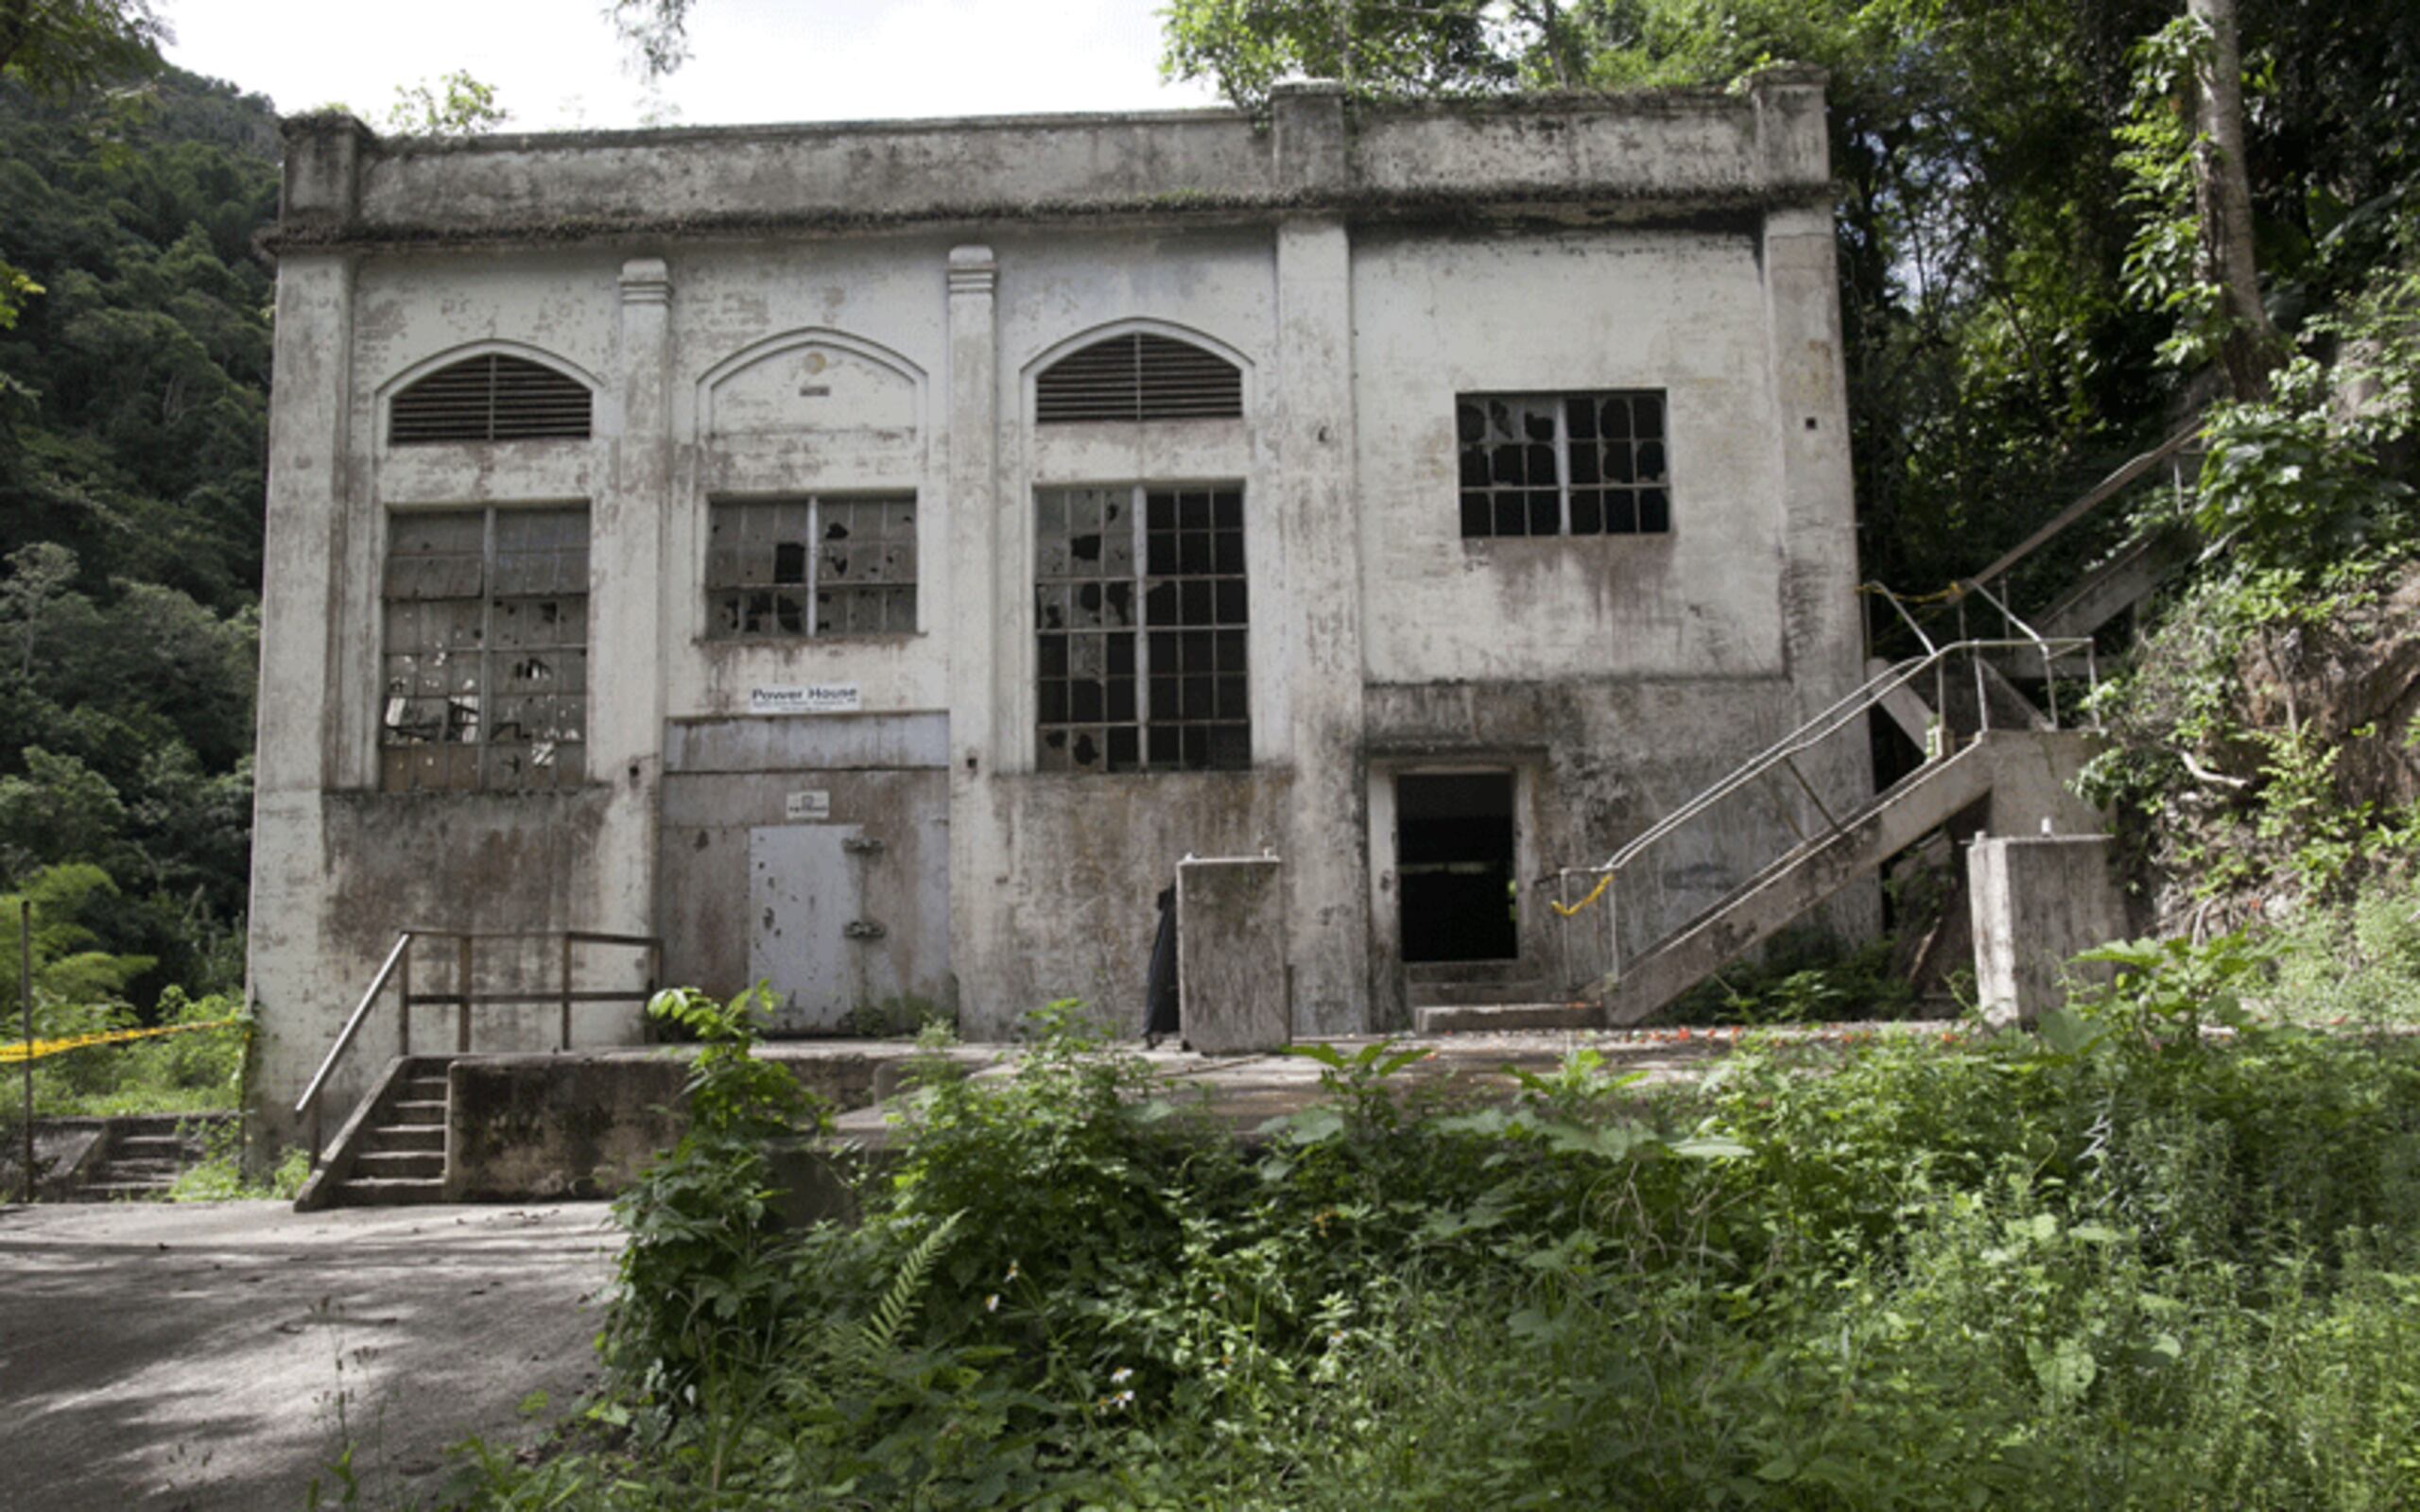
[747,824,862,1030]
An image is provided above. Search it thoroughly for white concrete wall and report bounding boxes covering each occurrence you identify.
[1354,225,1786,683]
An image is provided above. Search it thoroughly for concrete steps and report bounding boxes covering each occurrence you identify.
[1405,962,1555,1010]
[298,1060,452,1209]
[75,1117,228,1201]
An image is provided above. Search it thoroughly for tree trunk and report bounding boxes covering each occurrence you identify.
[2187,0,2284,400]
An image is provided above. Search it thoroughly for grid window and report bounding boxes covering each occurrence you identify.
[1457,390,1670,539]
[1036,485,1248,773]
[705,496,917,639]
[381,506,590,793]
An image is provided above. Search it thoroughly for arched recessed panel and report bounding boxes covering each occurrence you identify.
[1035,332,1243,424]
[704,336,921,438]
[389,353,593,444]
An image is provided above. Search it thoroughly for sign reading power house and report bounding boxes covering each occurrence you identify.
[748,683,862,715]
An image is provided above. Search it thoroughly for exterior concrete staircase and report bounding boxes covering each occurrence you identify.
[294,1057,451,1210]
[78,1114,229,1200]
[1420,421,2208,1037]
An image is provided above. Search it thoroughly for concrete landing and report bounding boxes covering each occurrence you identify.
[825,1024,1953,1149]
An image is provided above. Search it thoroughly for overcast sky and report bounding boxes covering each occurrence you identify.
[164,0,1224,131]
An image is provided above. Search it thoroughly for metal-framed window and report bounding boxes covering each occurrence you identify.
[1035,484,1249,772]
[380,506,589,793]
[704,495,918,639]
[1457,390,1670,539]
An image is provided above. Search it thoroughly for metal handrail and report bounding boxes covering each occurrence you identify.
[294,927,662,1159]
[1957,419,2204,595]
[1542,632,2093,995]
[1593,634,2093,879]
[293,932,411,1125]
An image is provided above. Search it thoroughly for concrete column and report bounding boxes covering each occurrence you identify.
[1752,66,1858,710]
[246,248,356,1146]
[942,246,1000,1025]
[591,256,671,954]
[1758,198,1861,706]
[1274,215,1370,1035]
[252,252,356,799]
[1968,834,2127,1026]
[1754,71,1874,944]
[276,113,372,233]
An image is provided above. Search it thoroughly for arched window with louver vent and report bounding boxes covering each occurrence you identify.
[389,353,594,445]
[1034,332,1242,424]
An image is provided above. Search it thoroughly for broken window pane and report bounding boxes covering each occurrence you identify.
[1036,484,1250,774]
[379,506,589,794]
[1455,390,1672,540]
[707,495,916,639]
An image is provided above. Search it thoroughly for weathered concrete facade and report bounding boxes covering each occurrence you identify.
[249,73,1864,1140]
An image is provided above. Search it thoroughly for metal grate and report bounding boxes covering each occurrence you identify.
[1035,334,1242,424]
[389,354,593,445]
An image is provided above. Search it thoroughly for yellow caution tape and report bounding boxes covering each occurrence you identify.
[0,1017,245,1064]
[1548,871,1614,919]
[1857,582,1965,606]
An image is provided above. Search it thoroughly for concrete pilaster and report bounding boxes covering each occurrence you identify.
[1274,216,1369,1034]
[246,249,354,1146]
[1759,200,1862,708]
[253,253,355,799]
[592,256,673,947]
[943,246,1000,1023]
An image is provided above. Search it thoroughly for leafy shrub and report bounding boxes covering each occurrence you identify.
[455,961,2420,1511]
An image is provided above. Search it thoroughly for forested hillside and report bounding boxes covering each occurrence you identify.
[0,66,279,1005]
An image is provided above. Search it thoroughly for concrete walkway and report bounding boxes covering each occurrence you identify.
[0,1201,616,1512]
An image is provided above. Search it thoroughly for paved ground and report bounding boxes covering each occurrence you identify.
[0,1201,616,1512]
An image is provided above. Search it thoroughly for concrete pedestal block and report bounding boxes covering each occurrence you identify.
[1177,855,1290,1054]
[1968,834,2126,1026]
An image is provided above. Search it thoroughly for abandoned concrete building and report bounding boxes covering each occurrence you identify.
[248,70,1920,1147]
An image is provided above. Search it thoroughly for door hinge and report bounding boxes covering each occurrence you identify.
[842,836,887,855]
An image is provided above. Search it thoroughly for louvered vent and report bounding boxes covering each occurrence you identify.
[1035,334,1242,424]
[389,354,593,445]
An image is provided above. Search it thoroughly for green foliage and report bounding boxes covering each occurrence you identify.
[23,985,247,1117]
[2116,15,2238,375]
[1668,925,1920,1025]
[0,0,164,98]
[452,952,2420,1509]
[601,987,833,1409]
[608,0,700,80]
[386,71,509,137]
[165,1121,309,1201]
[834,993,952,1039]
[2193,360,2413,564]
[0,68,275,1006]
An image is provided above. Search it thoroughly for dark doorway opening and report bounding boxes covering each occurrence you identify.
[1397,771,1518,963]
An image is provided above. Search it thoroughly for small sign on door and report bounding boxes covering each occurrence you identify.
[785,790,831,821]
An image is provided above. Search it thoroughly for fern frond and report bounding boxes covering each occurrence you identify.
[847,1211,961,1373]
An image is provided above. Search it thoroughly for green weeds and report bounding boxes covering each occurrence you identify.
[447,962,2420,1510]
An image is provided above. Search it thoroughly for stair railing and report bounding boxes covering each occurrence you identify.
[1544,630,2095,996]
[1955,419,2204,612]
[295,928,662,1160]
